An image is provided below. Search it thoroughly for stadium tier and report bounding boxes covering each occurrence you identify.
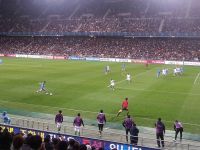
[0,0,200,34]
[0,0,200,150]
[0,37,199,61]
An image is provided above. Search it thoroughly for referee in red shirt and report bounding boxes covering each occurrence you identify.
[117,97,129,116]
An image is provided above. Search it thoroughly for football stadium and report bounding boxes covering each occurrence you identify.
[0,0,200,150]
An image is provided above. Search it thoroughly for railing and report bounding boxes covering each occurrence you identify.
[1,31,200,38]
[1,116,200,150]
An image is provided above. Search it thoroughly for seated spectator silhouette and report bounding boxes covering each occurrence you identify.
[1,111,11,124]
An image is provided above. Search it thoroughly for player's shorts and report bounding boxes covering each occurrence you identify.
[98,124,104,131]
[111,83,115,86]
[127,78,131,81]
[56,122,62,128]
[74,126,81,132]
[39,87,45,91]
[122,107,128,111]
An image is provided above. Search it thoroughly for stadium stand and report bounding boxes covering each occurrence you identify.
[0,0,200,149]
[0,37,199,61]
[0,0,200,33]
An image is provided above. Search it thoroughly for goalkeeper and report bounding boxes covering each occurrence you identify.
[117,97,129,117]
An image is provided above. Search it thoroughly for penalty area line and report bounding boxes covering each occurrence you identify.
[193,72,200,85]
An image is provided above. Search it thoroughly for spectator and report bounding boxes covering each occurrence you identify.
[56,141,68,150]
[0,128,13,150]
[79,144,87,150]
[22,133,32,150]
[68,139,76,150]
[12,134,24,150]
[155,118,165,148]
[52,138,60,149]
[44,134,54,150]
[28,135,43,150]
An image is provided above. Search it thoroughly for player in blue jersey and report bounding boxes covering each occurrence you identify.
[36,81,49,94]
[157,69,161,78]
[36,81,53,95]
[37,81,46,92]
[122,63,126,71]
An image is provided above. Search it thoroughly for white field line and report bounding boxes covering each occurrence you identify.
[0,99,200,127]
[117,87,200,96]
[194,72,200,85]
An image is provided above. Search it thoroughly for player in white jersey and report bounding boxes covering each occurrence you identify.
[173,68,177,76]
[110,79,115,90]
[162,69,167,76]
[126,73,131,83]
[105,65,110,74]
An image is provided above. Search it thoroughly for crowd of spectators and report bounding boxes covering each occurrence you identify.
[0,127,102,150]
[0,36,199,61]
[1,17,200,33]
[162,19,200,33]
[0,0,200,33]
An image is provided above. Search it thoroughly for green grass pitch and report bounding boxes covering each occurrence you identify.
[0,57,200,134]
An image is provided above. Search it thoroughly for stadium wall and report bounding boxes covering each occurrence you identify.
[0,124,159,150]
[0,54,200,66]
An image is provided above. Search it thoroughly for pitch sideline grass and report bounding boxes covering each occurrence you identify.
[0,57,200,134]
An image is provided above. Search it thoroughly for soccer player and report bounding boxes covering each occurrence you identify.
[122,63,126,71]
[162,68,167,76]
[130,123,139,145]
[55,110,63,132]
[73,113,84,136]
[117,97,129,117]
[155,118,165,148]
[97,110,106,137]
[126,73,131,83]
[157,69,161,78]
[36,81,48,94]
[110,79,115,90]
[173,68,177,76]
[104,65,110,75]
[174,120,183,141]
[123,115,134,142]
[180,67,184,75]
